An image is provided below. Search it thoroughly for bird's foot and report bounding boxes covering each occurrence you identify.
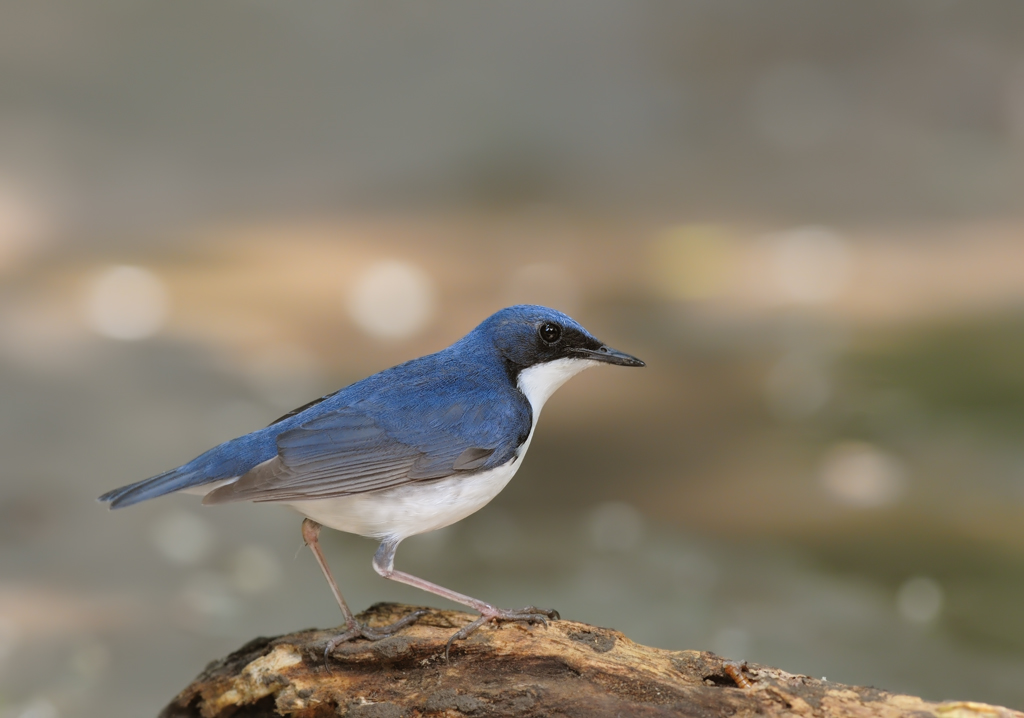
[324,609,428,659]
[445,605,559,660]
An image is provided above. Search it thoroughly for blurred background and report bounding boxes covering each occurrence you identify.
[2,1,1024,716]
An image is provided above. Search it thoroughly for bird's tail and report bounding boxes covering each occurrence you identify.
[98,465,210,509]
[99,428,275,509]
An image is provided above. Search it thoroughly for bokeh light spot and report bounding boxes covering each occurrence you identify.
[767,226,852,304]
[347,261,436,340]
[649,225,734,301]
[85,265,169,340]
[897,576,944,624]
[819,442,907,508]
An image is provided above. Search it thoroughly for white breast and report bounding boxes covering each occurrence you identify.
[288,357,598,542]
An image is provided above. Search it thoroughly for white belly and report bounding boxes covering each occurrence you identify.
[286,454,523,541]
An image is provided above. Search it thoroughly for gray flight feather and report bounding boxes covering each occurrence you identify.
[203,406,510,504]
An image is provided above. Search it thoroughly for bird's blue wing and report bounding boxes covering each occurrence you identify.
[202,397,524,504]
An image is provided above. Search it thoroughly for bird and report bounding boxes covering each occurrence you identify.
[99,304,644,656]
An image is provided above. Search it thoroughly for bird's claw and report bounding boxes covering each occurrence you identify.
[444,605,559,660]
[515,605,560,621]
[323,609,428,661]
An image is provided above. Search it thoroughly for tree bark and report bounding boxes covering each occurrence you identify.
[161,602,1022,718]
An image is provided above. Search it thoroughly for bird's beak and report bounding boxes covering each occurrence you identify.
[573,345,645,367]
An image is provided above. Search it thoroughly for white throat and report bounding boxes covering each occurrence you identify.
[516,358,598,426]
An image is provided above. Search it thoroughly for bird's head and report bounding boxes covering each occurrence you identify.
[473,304,645,371]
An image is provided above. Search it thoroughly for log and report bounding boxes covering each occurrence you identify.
[161,602,1023,718]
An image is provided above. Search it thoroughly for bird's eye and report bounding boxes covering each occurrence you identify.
[539,323,562,343]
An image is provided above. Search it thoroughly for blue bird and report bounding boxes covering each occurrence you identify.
[99,305,644,655]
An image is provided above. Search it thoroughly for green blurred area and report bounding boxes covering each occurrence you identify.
[849,317,1024,427]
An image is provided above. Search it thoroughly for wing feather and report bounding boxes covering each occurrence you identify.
[203,405,506,504]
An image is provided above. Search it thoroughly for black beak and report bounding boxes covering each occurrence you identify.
[573,345,645,367]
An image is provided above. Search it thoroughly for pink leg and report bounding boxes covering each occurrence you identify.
[302,520,425,657]
[373,539,558,659]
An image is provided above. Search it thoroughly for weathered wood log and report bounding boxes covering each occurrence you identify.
[161,602,1023,718]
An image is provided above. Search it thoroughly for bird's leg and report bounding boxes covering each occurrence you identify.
[302,520,426,657]
[373,539,558,659]
[302,519,358,626]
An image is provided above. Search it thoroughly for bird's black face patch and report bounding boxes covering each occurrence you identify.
[492,317,602,372]
[481,304,643,377]
[528,321,603,365]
